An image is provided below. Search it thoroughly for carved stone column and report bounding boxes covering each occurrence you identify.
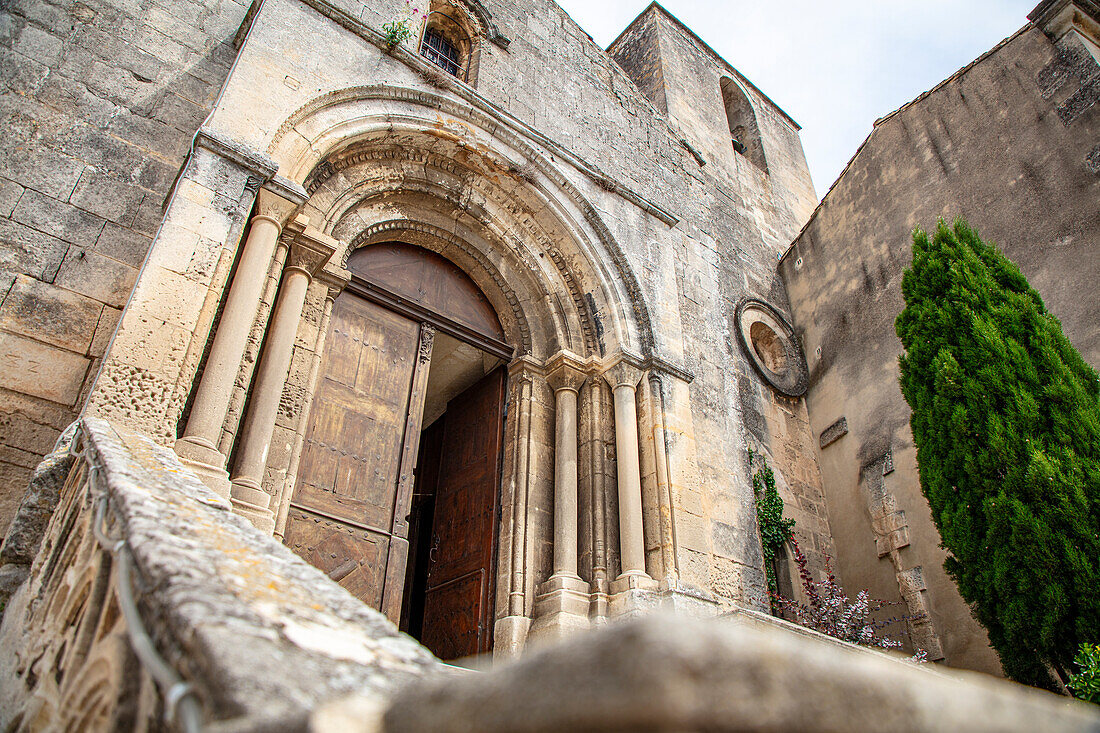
[604,357,657,614]
[493,357,539,659]
[174,186,302,498]
[529,353,590,643]
[228,221,337,534]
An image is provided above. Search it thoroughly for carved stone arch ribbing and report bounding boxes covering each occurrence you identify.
[307,145,602,355]
[345,219,535,355]
[269,85,655,357]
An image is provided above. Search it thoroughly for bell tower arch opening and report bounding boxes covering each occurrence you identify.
[284,241,511,662]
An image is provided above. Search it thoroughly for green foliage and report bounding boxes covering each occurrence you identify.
[1069,643,1100,704]
[382,0,427,47]
[750,448,795,595]
[382,18,413,47]
[895,218,1100,689]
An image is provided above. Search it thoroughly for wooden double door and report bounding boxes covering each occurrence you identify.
[283,244,508,660]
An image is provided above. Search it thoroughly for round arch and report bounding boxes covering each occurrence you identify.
[266,84,655,361]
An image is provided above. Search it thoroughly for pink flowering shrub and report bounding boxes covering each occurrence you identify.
[773,539,927,662]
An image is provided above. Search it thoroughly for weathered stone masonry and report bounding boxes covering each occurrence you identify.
[0,0,251,533]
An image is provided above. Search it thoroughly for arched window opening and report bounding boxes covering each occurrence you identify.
[421,27,461,77]
[720,77,768,173]
[417,3,482,85]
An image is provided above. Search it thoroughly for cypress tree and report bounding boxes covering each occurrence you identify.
[895,218,1100,688]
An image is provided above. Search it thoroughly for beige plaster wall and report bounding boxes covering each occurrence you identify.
[780,23,1100,674]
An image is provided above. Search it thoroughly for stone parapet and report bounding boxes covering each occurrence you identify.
[0,417,442,730]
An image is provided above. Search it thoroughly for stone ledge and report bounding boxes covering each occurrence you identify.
[364,613,1099,733]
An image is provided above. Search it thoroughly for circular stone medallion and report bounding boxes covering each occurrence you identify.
[735,299,808,397]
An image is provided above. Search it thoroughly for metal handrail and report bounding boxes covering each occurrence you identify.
[85,449,204,733]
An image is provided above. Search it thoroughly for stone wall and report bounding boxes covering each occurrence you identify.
[72,0,835,618]
[779,9,1100,673]
[0,0,252,533]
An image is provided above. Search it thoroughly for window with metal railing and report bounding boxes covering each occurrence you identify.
[420,28,461,77]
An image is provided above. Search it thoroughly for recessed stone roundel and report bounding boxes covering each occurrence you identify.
[735,298,808,397]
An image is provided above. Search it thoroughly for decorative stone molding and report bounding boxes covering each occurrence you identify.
[195,128,278,180]
[1029,0,1100,43]
[735,298,809,397]
[269,84,670,355]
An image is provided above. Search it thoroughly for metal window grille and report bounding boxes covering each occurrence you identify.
[420,28,461,77]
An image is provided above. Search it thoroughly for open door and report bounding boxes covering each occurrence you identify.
[417,366,505,660]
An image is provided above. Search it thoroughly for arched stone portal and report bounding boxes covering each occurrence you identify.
[174,86,683,659]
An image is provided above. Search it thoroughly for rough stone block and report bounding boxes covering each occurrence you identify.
[0,178,24,218]
[0,50,51,96]
[153,91,208,133]
[95,222,152,267]
[0,218,68,281]
[69,168,144,224]
[818,416,848,448]
[0,143,83,200]
[107,311,191,373]
[0,332,89,405]
[12,188,106,248]
[126,263,207,331]
[53,248,137,308]
[0,275,102,353]
[12,26,62,67]
[89,305,121,357]
[375,614,1100,732]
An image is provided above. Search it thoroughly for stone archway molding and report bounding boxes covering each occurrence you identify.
[268,84,663,358]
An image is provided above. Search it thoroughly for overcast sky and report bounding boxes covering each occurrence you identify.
[553,0,1036,198]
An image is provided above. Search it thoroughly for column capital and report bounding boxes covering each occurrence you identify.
[255,188,300,228]
[546,350,588,392]
[317,266,352,299]
[508,354,545,382]
[601,354,644,390]
[285,219,339,276]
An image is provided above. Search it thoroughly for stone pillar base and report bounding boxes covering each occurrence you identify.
[528,574,591,645]
[658,580,720,617]
[609,572,659,619]
[229,476,277,534]
[493,615,532,661]
[173,438,232,499]
[589,591,609,623]
[230,499,277,535]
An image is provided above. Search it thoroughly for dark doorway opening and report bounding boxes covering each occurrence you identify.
[401,362,505,661]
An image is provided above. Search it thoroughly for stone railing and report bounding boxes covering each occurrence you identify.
[0,417,441,731]
[1,417,1098,732]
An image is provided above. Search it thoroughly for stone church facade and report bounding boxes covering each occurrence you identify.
[0,0,1097,713]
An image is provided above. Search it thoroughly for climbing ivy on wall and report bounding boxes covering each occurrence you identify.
[750,448,795,595]
[895,218,1100,690]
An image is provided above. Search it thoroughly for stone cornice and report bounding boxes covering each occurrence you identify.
[1029,0,1100,42]
[195,128,278,179]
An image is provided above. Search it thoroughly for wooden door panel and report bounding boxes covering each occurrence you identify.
[286,293,432,620]
[420,367,505,659]
[283,506,389,608]
[421,570,485,662]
